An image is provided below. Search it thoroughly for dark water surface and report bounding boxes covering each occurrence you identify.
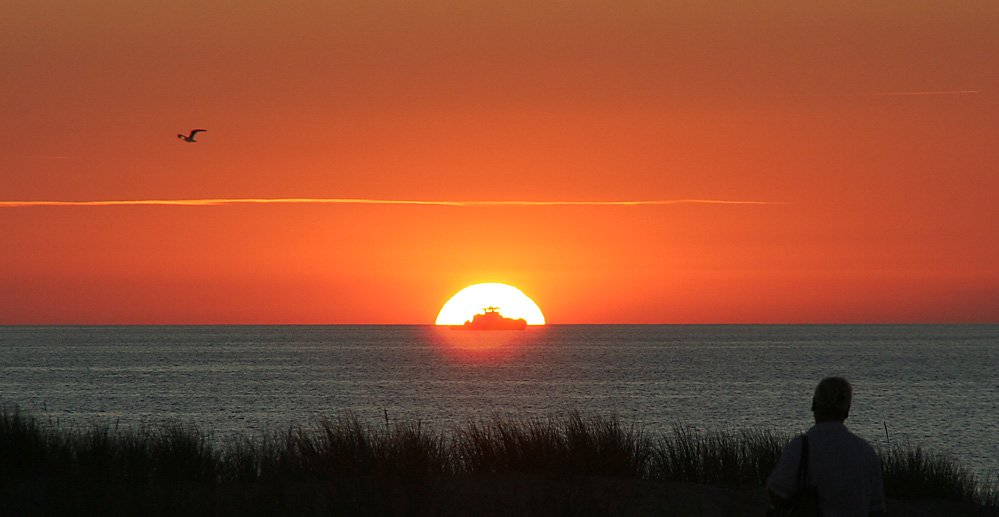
[2,324,996,476]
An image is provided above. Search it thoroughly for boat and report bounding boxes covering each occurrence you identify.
[450,306,527,330]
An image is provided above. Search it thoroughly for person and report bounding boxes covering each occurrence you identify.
[767,377,886,517]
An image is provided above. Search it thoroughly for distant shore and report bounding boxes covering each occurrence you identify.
[2,407,996,515]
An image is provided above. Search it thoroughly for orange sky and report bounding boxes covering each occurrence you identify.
[2,1,996,324]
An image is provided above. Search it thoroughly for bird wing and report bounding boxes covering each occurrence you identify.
[190,129,207,137]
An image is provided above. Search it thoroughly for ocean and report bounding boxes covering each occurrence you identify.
[1,324,996,477]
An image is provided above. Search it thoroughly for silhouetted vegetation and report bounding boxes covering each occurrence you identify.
[879,441,998,506]
[649,426,787,486]
[2,405,996,515]
[456,413,649,478]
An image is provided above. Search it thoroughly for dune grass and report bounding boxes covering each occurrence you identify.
[2,405,996,514]
[649,426,787,486]
[879,442,999,507]
[456,413,650,478]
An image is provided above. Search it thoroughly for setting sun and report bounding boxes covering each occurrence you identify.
[435,283,546,326]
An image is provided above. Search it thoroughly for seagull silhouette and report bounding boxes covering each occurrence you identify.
[177,129,206,142]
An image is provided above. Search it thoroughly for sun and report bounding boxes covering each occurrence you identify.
[436,283,546,325]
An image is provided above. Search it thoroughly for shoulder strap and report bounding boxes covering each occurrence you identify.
[796,435,810,485]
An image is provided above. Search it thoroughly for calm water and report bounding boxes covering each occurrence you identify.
[1,325,996,476]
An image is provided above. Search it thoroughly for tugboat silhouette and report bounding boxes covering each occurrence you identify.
[450,307,527,330]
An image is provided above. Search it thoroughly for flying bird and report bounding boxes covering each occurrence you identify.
[177,129,206,142]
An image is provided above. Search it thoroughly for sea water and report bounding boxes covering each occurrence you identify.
[1,325,996,476]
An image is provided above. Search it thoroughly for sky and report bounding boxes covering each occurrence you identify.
[1,1,997,324]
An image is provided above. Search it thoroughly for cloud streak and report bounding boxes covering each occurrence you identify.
[854,90,982,96]
[823,90,983,97]
[0,198,783,208]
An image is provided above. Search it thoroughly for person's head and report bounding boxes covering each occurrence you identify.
[811,377,852,422]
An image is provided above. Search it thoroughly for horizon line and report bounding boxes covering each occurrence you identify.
[0,198,785,208]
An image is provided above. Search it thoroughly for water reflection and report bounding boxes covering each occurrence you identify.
[426,325,549,363]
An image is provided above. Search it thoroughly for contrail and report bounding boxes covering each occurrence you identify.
[824,90,982,97]
[854,90,981,97]
[0,198,782,208]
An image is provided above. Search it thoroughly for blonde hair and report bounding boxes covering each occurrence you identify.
[812,377,852,419]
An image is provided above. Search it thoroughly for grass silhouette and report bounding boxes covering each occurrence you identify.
[2,405,995,515]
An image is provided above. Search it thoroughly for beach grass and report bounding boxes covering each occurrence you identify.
[879,441,999,507]
[2,405,996,514]
[649,426,787,486]
[455,412,650,478]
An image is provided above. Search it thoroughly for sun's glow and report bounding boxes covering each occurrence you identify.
[435,283,546,325]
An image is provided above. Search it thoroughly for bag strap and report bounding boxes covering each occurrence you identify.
[796,435,810,486]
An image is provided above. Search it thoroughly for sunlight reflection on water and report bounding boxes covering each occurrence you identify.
[428,325,548,362]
